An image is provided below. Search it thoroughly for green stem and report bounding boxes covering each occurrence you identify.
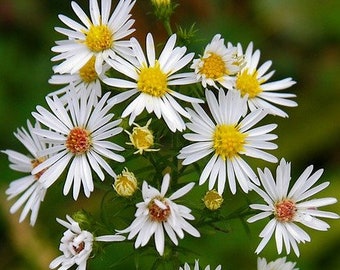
[163,19,173,36]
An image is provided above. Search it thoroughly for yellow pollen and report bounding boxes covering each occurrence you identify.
[213,124,246,160]
[85,24,113,52]
[274,199,297,222]
[148,196,170,222]
[200,53,227,79]
[137,62,168,97]
[31,157,47,180]
[235,68,263,98]
[79,56,98,83]
[66,127,92,155]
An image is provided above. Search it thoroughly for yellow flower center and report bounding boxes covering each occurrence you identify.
[148,196,170,222]
[274,199,297,222]
[200,53,227,79]
[79,56,98,83]
[137,62,168,97]
[203,189,224,210]
[235,68,263,98]
[85,24,113,52]
[31,157,47,180]
[114,168,138,197]
[213,124,246,160]
[66,127,92,155]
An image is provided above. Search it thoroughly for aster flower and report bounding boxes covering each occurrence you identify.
[257,257,298,270]
[178,88,278,194]
[2,120,49,226]
[50,215,125,270]
[117,173,200,256]
[247,158,339,256]
[103,33,203,132]
[31,89,125,200]
[52,0,136,74]
[49,56,110,102]
[233,42,297,117]
[125,119,160,154]
[179,259,222,270]
[191,34,241,89]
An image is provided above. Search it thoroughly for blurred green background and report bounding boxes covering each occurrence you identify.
[1,0,339,269]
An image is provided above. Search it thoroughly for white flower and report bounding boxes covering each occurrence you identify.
[31,89,125,200]
[117,173,200,256]
[52,0,136,74]
[50,215,125,270]
[178,88,278,194]
[257,257,298,270]
[191,34,241,89]
[233,42,297,117]
[247,158,340,256]
[49,56,110,103]
[103,33,203,132]
[180,259,222,270]
[2,120,48,226]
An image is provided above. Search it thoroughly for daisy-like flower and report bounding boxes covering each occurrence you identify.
[103,33,203,132]
[191,34,241,89]
[233,42,297,117]
[125,119,159,154]
[31,89,125,200]
[52,0,136,74]
[117,173,200,256]
[50,215,125,270]
[257,257,298,270]
[178,88,278,195]
[2,120,49,226]
[247,158,340,256]
[49,56,110,103]
[179,259,222,270]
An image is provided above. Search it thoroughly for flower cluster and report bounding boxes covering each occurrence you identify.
[2,0,338,269]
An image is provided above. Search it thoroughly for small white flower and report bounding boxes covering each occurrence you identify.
[103,33,203,132]
[49,56,110,103]
[2,120,48,226]
[52,0,136,74]
[191,34,241,89]
[117,173,200,256]
[31,89,125,200]
[50,215,125,270]
[233,42,297,117]
[248,158,340,256]
[257,257,298,270]
[178,88,278,194]
[179,259,222,270]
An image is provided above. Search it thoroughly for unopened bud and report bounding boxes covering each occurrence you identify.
[203,189,224,210]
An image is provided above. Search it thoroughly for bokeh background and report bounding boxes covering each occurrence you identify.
[0,0,339,269]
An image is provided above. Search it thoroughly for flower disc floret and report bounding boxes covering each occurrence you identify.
[213,124,246,160]
[66,127,92,155]
[274,199,297,222]
[148,196,171,222]
[79,56,98,83]
[137,62,168,97]
[200,53,227,79]
[235,69,263,98]
[85,24,113,52]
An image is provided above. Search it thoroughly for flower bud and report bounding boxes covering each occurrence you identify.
[203,189,224,210]
[126,119,159,155]
[113,168,138,197]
